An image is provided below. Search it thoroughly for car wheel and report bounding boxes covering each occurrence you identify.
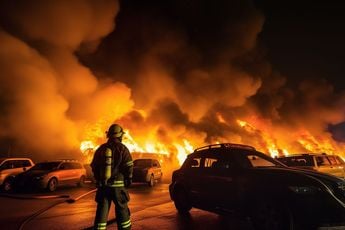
[148,175,154,187]
[173,187,192,214]
[251,198,294,230]
[2,178,13,192]
[78,175,86,187]
[47,178,58,192]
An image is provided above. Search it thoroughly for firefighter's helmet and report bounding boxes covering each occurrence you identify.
[106,124,125,138]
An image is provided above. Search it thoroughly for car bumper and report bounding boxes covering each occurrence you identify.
[14,178,47,190]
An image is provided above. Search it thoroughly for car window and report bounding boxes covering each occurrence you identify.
[72,163,82,169]
[335,156,345,164]
[153,160,160,167]
[31,162,60,170]
[204,158,218,168]
[22,160,32,167]
[134,159,152,167]
[0,160,14,170]
[277,156,314,167]
[184,157,202,168]
[13,160,25,168]
[327,156,338,165]
[60,162,75,169]
[247,155,276,167]
[316,156,331,166]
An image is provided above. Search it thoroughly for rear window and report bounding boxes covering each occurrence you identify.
[277,156,314,167]
[31,162,60,170]
[134,159,152,167]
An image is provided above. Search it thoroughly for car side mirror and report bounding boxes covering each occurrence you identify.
[23,167,27,171]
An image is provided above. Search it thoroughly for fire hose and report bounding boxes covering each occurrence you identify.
[17,188,97,230]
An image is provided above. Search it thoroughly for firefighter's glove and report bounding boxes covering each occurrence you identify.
[125,178,132,188]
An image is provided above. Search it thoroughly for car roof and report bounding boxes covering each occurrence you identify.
[193,143,256,153]
[0,157,33,161]
[277,153,335,158]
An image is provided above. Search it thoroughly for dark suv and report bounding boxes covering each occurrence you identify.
[169,143,345,230]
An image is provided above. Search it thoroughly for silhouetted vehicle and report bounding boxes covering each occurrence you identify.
[0,158,34,192]
[276,153,345,178]
[133,158,163,186]
[169,143,345,230]
[83,163,96,183]
[14,159,86,192]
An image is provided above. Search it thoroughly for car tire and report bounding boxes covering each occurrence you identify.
[148,175,154,187]
[173,187,192,214]
[47,178,58,192]
[2,177,13,192]
[78,175,86,187]
[250,198,294,230]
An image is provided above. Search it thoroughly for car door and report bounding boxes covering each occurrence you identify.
[182,154,204,206]
[327,156,345,178]
[0,160,17,181]
[56,162,72,184]
[203,151,238,212]
[315,155,334,176]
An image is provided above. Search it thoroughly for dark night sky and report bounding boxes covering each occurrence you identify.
[255,0,345,89]
[254,1,345,141]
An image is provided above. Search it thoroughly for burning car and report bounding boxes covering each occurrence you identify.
[14,159,86,192]
[169,143,345,229]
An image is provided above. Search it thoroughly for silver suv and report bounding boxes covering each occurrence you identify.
[276,153,345,178]
[133,159,163,186]
[0,158,34,191]
[14,159,87,192]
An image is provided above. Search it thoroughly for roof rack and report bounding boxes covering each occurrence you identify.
[57,159,79,162]
[194,143,255,152]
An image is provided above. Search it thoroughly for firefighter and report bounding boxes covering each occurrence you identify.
[91,124,133,230]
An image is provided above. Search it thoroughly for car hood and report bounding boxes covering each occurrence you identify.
[18,170,50,178]
[133,166,150,170]
[257,166,344,184]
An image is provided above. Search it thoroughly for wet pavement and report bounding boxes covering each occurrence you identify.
[0,183,253,230]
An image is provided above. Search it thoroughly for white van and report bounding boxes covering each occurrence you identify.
[0,158,34,191]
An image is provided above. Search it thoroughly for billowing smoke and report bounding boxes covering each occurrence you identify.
[1,0,345,163]
[0,0,134,160]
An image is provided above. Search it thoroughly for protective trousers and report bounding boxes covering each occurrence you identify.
[94,186,131,230]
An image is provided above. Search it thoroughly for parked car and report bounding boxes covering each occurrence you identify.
[169,143,345,230]
[0,158,34,192]
[133,158,163,186]
[276,153,345,178]
[14,159,87,192]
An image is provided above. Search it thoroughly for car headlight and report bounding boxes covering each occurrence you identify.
[288,186,321,194]
[337,182,345,191]
[35,175,45,180]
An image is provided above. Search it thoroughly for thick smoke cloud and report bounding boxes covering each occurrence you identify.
[0,0,135,160]
[1,0,345,162]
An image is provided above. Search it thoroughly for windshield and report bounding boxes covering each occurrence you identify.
[277,156,314,167]
[242,151,285,168]
[31,162,60,170]
[134,159,152,167]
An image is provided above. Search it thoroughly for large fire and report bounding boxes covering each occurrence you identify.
[80,118,345,167]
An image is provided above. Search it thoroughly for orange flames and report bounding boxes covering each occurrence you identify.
[80,117,345,167]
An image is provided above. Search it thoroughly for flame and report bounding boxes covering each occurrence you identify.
[79,117,345,167]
